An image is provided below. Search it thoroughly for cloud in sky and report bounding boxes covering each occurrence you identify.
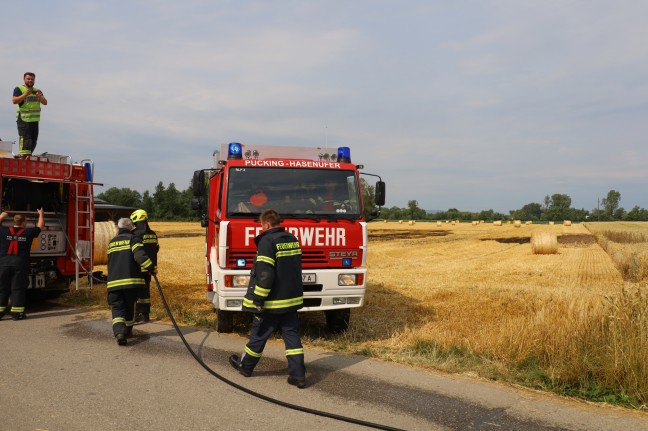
[2,0,647,213]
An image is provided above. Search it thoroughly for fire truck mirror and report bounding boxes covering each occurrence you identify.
[375,181,386,206]
[191,197,205,211]
[192,170,206,197]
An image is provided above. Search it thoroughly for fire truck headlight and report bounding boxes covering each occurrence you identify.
[338,274,357,286]
[333,297,346,305]
[347,297,361,305]
[225,275,250,287]
[232,275,250,287]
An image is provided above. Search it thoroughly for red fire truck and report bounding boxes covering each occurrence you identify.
[0,142,97,296]
[192,143,385,333]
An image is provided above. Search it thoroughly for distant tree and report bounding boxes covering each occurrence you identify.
[97,187,142,208]
[602,190,621,219]
[625,206,648,221]
[478,209,496,221]
[545,193,572,221]
[381,206,404,220]
[512,202,542,221]
[406,200,426,220]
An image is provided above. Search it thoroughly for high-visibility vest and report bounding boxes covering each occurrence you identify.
[16,85,42,122]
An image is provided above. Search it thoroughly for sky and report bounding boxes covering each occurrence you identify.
[2,1,647,214]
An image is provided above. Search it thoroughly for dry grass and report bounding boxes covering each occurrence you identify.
[62,220,648,407]
[585,222,648,282]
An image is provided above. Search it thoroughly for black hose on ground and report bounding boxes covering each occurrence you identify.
[152,274,406,431]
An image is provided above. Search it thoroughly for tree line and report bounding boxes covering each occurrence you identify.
[97,182,196,220]
[380,190,648,222]
[98,184,648,223]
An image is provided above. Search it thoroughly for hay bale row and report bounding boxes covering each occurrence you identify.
[94,221,117,265]
[531,231,558,255]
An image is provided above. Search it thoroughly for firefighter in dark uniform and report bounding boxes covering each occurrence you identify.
[107,218,155,345]
[0,209,44,320]
[130,209,159,322]
[229,209,307,388]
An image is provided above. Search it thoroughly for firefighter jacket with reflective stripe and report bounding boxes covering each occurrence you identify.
[0,226,41,257]
[133,223,159,272]
[243,227,303,314]
[107,229,154,290]
[16,86,42,122]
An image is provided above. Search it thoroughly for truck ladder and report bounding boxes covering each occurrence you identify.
[73,181,94,289]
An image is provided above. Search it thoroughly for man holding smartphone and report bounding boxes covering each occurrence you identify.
[12,72,48,158]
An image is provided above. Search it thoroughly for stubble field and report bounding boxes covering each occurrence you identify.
[69,220,648,408]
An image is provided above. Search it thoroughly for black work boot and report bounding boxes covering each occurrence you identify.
[287,376,307,389]
[229,354,252,377]
[116,333,128,346]
[12,312,26,321]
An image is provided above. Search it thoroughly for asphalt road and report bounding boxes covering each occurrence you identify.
[1,303,647,431]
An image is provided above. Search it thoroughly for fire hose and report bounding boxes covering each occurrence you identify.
[152,274,406,431]
[66,233,406,430]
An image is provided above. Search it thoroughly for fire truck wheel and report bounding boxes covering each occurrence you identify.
[325,309,350,334]
[216,309,234,333]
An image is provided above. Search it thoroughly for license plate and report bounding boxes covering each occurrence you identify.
[302,273,316,284]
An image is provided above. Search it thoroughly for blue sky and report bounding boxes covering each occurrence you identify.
[2,1,647,213]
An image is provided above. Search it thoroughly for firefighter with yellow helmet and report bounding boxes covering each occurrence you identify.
[130,209,159,322]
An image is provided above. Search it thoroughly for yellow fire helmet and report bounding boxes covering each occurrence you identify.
[130,209,148,223]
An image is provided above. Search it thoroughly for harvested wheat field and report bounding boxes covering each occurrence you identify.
[70,220,648,407]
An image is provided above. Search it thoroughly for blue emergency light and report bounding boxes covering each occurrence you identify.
[337,147,351,163]
[228,142,243,160]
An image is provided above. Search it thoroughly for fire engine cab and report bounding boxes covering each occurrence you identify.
[0,141,96,295]
[192,143,385,333]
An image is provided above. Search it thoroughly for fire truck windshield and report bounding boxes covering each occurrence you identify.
[226,167,362,219]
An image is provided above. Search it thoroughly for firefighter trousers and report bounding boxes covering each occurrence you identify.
[107,288,138,337]
[241,311,306,379]
[136,272,151,315]
[17,119,39,156]
[0,256,30,315]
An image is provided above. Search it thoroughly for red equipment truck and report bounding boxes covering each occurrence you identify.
[192,143,385,333]
[0,143,97,296]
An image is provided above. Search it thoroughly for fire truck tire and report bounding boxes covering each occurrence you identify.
[325,308,350,333]
[216,309,234,333]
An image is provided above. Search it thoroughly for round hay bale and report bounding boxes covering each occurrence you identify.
[531,231,558,255]
[526,220,533,225]
[451,221,456,225]
[383,220,388,223]
[563,220,572,226]
[472,221,478,226]
[436,221,442,227]
[549,221,554,225]
[493,220,502,226]
[514,220,522,228]
[94,221,117,265]
[408,220,414,226]
[398,220,403,224]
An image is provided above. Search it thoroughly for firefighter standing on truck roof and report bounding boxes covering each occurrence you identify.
[0,209,44,320]
[130,209,159,323]
[12,72,47,158]
[107,218,155,345]
[229,209,307,389]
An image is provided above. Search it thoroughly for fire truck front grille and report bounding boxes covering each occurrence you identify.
[302,250,327,264]
[228,252,256,268]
